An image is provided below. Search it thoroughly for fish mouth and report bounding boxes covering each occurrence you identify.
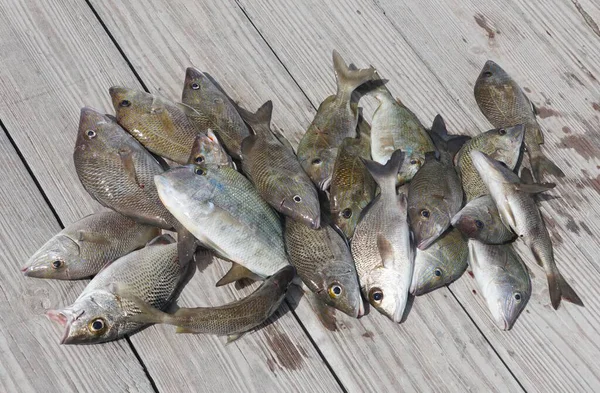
[46,310,71,344]
[417,236,437,250]
[355,294,365,318]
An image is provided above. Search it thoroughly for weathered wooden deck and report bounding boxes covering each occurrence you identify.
[1,0,599,391]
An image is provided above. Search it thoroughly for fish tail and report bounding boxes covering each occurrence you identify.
[547,271,584,310]
[362,149,404,193]
[332,50,375,98]
[529,148,565,180]
[237,101,273,137]
[428,115,471,156]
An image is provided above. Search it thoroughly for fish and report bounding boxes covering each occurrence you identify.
[474,60,564,181]
[330,134,376,239]
[46,235,194,344]
[470,150,583,309]
[284,216,363,317]
[468,240,531,330]
[154,164,289,281]
[22,210,160,280]
[452,195,516,244]
[455,124,525,201]
[369,73,435,185]
[297,50,375,190]
[73,107,177,230]
[181,67,250,159]
[188,129,234,168]
[113,265,295,342]
[239,101,320,229]
[410,228,468,296]
[408,115,467,250]
[351,150,414,322]
[109,87,199,164]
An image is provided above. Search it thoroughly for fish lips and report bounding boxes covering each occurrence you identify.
[46,309,73,345]
[279,199,320,230]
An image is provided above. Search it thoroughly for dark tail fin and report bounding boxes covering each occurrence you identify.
[362,149,404,193]
[332,50,376,98]
[237,101,273,137]
[530,152,565,180]
[547,271,584,309]
[428,115,471,157]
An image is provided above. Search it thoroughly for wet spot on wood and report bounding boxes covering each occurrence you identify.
[544,216,564,244]
[559,135,599,160]
[580,222,593,237]
[566,219,580,234]
[562,126,572,134]
[267,357,277,372]
[462,37,467,43]
[593,103,600,112]
[264,326,305,371]
[565,72,585,87]
[356,10,361,15]
[524,87,532,93]
[472,289,477,295]
[315,302,338,331]
[468,271,474,278]
[362,331,374,339]
[298,346,308,357]
[474,14,500,40]
[536,106,560,118]
[571,0,600,38]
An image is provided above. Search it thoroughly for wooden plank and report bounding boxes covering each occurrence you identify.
[0,0,342,392]
[341,0,600,391]
[0,128,154,392]
[88,0,524,391]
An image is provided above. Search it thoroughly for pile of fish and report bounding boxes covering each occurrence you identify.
[23,51,583,346]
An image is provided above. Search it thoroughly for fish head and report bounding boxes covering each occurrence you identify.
[397,153,424,185]
[182,67,221,105]
[475,60,512,89]
[451,198,494,239]
[470,150,517,190]
[109,86,158,128]
[75,107,128,157]
[22,235,81,279]
[188,130,232,167]
[362,267,409,323]
[301,149,337,191]
[278,179,321,229]
[331,200,362,239]
[482,124,525,165]
[47,291,122,344]
[314,251,364,318]
[480,268,531,331]
[408,198,450,250]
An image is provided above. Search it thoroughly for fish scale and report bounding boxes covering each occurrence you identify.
[73,108,177,230]
[23,210,160,279]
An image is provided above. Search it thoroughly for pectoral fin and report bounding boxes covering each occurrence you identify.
[118,149,142,188]
[514,182,556,194]
[216,263,262,287]
[76,230,111,245]
[377,234,395,268]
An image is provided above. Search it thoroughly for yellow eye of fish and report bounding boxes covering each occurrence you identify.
[483,71,493,77]
[369,288,383,303]
[514,293,522,303]
[86,130,96,138]
[191,83,200,90]
[293,195,302,203]
[420,209,430,218]
[194,155,205,164]
[312,158,322,165]
[119,100,131,107]
[88,318,107,334]
[498,128,506,135]
[328,284,343,298]
[194,167,206,176]
[52,260,63,269]
[341,208,352,219]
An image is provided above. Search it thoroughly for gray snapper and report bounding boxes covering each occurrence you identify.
[452,195,516,244]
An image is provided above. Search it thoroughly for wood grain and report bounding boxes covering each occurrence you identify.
[0,0,341,392]
[89,0,523,391]
[0,127,154,392]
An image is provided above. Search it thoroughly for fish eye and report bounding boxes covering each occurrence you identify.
[312,158,322,165]
[194,155,205,164]
[483,71,493,77]
[369,287,384,303]
[341,208,352,219]
[420,209,430,218]
[86,130,96,138]
[514,293,522,303]
[191,82,200,90]
[410,159,419,165]
[434,268,443,277]
[52,260,64,269]
[293,195,302,203]
[475,219,484,229]
[328,283,343,298]
[498,128,506,135]
[119,100,131,107]
[194,167,206,175]
[88,318,106,334]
